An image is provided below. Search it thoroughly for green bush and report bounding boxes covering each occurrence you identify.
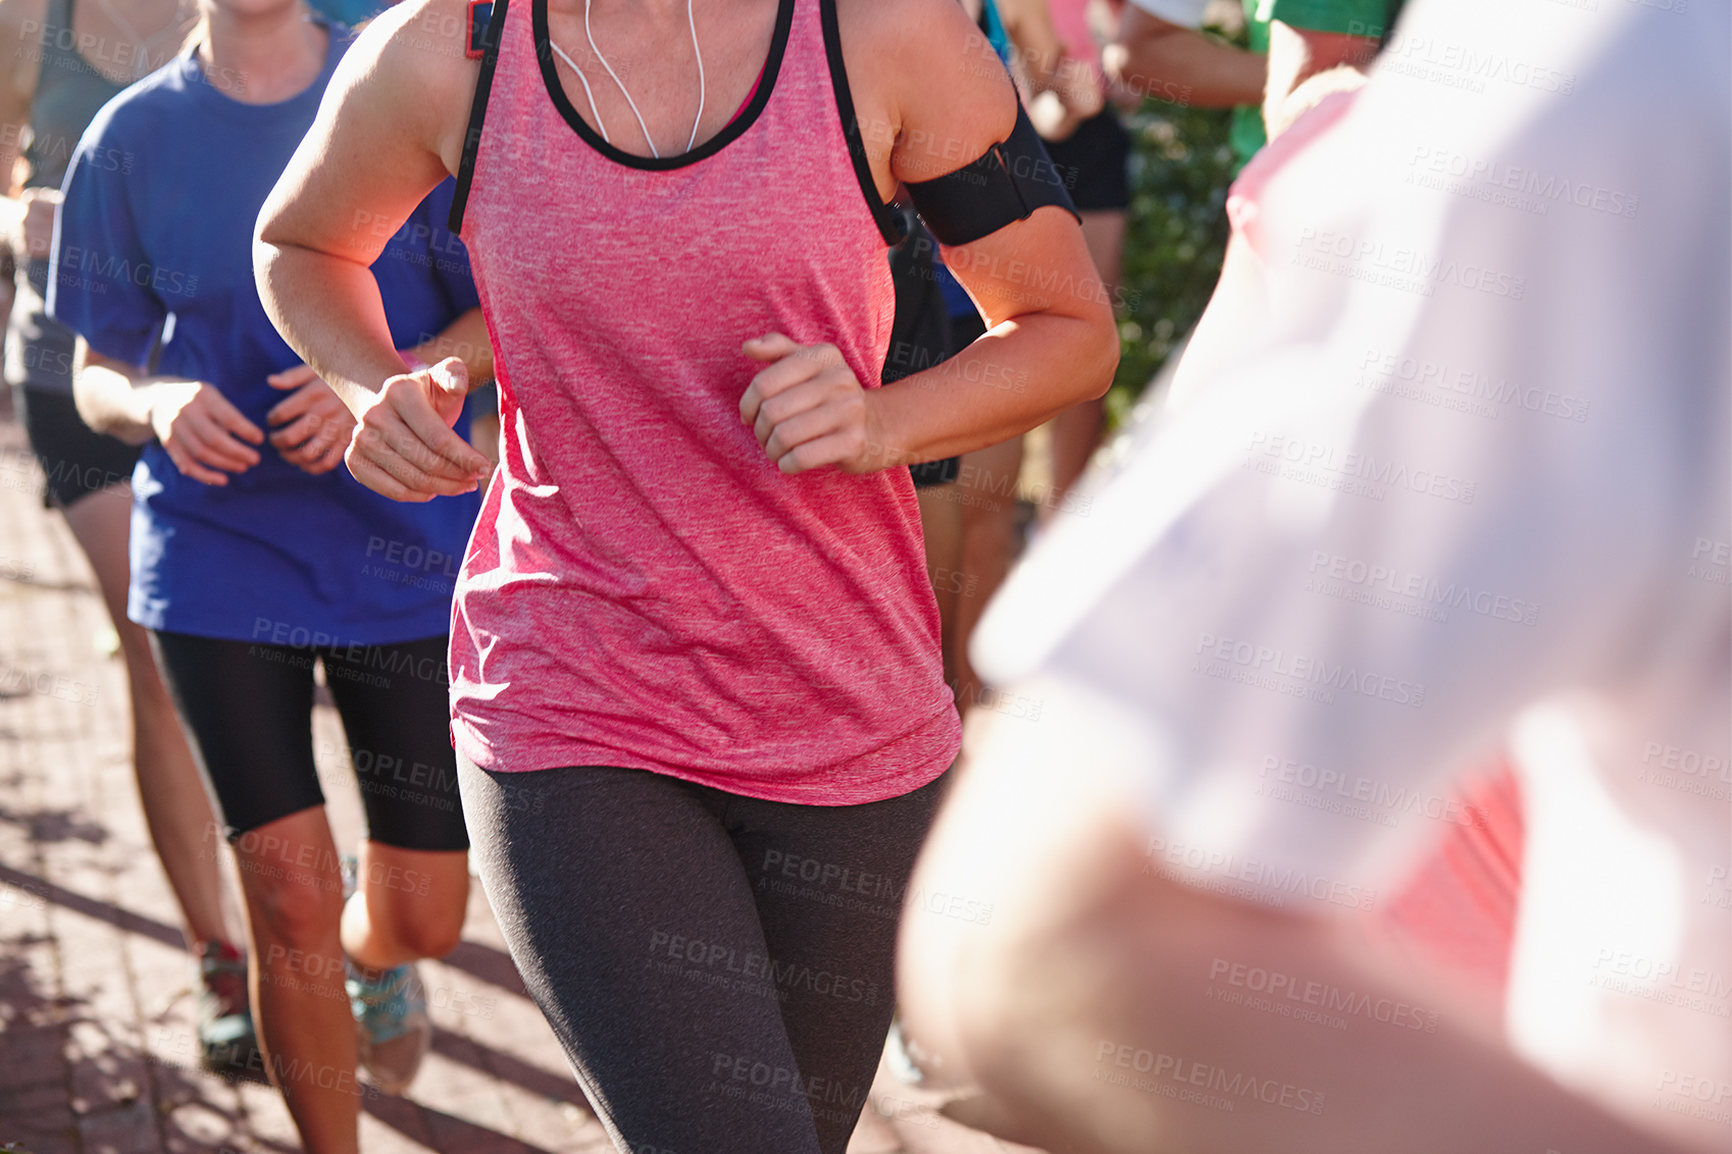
[1106,100,1237,430]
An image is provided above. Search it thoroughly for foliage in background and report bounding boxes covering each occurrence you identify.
[1104,100,1236,431]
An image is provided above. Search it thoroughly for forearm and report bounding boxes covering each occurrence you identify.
[994,0,1067,93]
[254,241,411,415]
[874,309,1115,466]
[403,306,493,388]
[71,345,164,444]
[1109,15,1265,107]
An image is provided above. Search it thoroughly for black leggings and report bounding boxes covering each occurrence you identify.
[458,758,947,1154]
[152,631,468,851]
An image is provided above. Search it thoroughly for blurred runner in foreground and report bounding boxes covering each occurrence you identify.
[898,0,1730,1151]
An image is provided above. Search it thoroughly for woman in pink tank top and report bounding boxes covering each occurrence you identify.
[255,1,1116,1149]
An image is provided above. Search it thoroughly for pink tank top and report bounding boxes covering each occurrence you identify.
[451,0,960,802]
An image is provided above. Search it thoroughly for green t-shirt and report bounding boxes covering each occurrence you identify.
[1229,0,1406,168]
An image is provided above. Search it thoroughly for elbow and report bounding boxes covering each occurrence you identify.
[251,228,284,316]
[1076,297,1119,403]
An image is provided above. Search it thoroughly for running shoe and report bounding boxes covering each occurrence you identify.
[195,940,259,1075]
[346,960,433,1095]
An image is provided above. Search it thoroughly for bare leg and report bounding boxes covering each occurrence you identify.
[60,484,236,948]
[950,436,1026,714]
[339,841,469,970]
[1044,210,1127,508]
[232,806,358,1154]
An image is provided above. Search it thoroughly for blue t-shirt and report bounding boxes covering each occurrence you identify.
[49,26,482,645]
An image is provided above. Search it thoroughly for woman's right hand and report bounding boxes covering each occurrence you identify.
[146,381,265,485]
[345,357,491,502]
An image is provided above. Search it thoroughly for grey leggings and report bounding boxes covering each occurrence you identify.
[457,757,948,1154]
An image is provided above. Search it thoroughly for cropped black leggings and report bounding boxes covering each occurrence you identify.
[457,758,948,1154]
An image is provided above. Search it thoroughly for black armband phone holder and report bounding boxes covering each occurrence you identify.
[904,103,1081,246]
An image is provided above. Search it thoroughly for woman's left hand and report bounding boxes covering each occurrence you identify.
[266,364,357,475]
[740,333,889,475]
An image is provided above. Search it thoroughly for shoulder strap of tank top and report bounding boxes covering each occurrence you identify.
[818,0,905,247]
[449,0,509,234]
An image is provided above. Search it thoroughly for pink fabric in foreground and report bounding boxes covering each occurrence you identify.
[448,0,960,803]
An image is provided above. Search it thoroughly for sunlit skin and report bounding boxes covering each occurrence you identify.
[894,710,1696,1154]
[252,0,1118,505]
[63,4,484,1150]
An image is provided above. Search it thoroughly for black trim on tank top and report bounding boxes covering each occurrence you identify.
[450,0,511,233]
[532,0,794,171]
[818,0,904,247]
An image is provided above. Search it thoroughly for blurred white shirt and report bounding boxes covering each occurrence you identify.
[972,0,1729,1146]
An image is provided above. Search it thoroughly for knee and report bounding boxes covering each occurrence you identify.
[372,892,466,960]
[246,866,344,949]
[392,912,464,960]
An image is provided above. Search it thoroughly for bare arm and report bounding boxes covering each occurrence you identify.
[1263,21,1375,139]
[794,0,1117,471]
[1106,4,1264,108]
[0,0,46,251]
[255,0,489,501]
[70,343,159,442]
[73,341,265,485]
[898,723,1698,1154]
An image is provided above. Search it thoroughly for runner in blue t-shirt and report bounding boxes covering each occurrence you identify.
[48,1,492,1143]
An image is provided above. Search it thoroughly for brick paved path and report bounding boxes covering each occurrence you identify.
[0,413,1038,1154]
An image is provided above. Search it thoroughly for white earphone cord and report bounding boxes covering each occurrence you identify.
[552,0,706,159]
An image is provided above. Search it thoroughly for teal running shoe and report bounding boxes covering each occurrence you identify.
[338,853,431,1095]
[345,959,433,1095]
